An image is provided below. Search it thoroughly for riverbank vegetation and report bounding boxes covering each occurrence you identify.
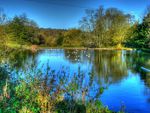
[0,4,150,113]
[0,58,123,113]
[0,45,149,113]
[0,6,150,50]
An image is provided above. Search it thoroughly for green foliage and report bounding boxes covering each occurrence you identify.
[32,34,45,45]
[0,62,115,113]
[63,29,83,47]
[45,36,56,46]
[6,14,38,44]
[0,6,149,49]
[86,101,112,113]
[56,33,64,46]
[125,6,150,49]
[80,6,131,47]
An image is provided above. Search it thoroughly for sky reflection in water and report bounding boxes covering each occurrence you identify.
[7,49,150,113]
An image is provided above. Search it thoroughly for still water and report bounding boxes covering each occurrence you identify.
[5,49,150,113]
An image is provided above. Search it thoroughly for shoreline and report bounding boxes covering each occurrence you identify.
[38,46,133,51]
[3,43,137,51]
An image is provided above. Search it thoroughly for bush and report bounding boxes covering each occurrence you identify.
[0,63,115,113]
[45,36,56,47]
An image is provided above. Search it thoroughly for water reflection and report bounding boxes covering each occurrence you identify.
[125,51,150,87]
[93,50,128,85]
[0,49,150,113]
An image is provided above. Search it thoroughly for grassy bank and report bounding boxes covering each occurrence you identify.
[5,41,31,50]
[0,39,134,52]
[6,42,133,51]
[38,46,133,50]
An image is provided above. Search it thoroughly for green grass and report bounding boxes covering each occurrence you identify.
[3,40,133,52]
[5,40,31,50]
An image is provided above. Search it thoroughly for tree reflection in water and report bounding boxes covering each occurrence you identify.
[0,49,150,112]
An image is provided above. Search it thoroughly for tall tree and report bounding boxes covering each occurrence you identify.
[0,8,6,25]
[95,7,131,47]
[0,8,7,48]
[125,6,150,48]
[7,14,38,44]
[79,6,131,47]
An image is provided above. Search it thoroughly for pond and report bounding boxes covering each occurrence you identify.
[1,49,150,113]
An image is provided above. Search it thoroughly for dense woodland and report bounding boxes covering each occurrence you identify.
[0,6,150,49]
[0,6,150,48]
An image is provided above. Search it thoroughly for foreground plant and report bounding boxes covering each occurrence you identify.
[0,63,121,113]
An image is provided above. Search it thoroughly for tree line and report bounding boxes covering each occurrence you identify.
[0,6,150,49]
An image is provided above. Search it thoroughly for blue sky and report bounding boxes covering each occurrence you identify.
[0,0,149,29]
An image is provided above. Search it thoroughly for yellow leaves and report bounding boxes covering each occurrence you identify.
[19,106,33,113]
[64,29,81,38]
[45,36,56,47]
[36,90,54,113]
[3,79,10,99]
